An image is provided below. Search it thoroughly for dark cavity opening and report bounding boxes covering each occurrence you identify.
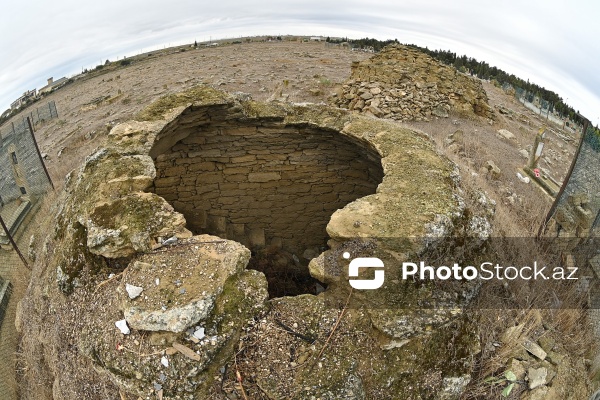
[149,107,383,298]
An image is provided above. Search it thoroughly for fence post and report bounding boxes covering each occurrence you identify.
[0,215,29,269]
[538,118,590,237]
[26,117,54,190]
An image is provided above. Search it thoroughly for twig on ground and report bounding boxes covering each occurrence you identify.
[94,272,123,293]
[234,354,249,400]
[315,288,353,362]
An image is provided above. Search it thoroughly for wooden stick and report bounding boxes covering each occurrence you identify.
[234,354,249,400]
[94,271,123,293]
[316,288,353,361]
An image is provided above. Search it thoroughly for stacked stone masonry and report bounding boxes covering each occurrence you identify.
[151,107,384,255]
[331,44,494,122]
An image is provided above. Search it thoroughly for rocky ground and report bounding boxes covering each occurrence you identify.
[3,39,597,399]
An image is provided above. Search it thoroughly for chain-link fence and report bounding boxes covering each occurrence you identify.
[23,100,58,126]
[542,120,600,344]
[0,102,56,399]
[511,85,582,131]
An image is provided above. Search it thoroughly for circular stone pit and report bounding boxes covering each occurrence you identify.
[148,97,384,296]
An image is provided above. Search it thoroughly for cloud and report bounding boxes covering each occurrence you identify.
[1,1,599,120]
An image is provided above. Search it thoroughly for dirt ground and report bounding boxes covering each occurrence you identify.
[24,40,578,238]
[27,41,371,188]
[2,39,594,399]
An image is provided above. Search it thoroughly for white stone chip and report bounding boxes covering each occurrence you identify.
[115,319,130,335]
[516,172,530,184]
[161,356,169,367]
[126,283,144,299]
[193,327,205,340]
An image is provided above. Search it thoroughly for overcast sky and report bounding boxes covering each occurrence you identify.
[1,0,599,122]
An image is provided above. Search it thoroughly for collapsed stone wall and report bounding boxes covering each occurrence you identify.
[331,44,494,122]
[152,120,383,254]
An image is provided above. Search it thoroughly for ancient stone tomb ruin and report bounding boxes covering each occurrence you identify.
[19,86,485,399]
[147,96,384,296]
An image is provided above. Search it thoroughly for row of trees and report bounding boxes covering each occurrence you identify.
[326,36,400,52]
[409,45,581,123]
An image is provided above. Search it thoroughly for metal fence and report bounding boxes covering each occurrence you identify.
[23,100,58,126]
[545,121,600,238]
[0,102,57,399]
[511,86,583,132]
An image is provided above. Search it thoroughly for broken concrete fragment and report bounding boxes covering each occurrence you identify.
[115,319,130,335]
[193,327,205,340]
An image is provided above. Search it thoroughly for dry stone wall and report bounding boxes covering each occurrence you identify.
[331,44,494,122]
[152,121,383,254]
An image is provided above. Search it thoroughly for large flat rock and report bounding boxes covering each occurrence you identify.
[121,235,250,332]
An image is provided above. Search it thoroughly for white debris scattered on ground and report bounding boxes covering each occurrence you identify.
[115,319,130,335]
[193,327,205,340]
[516,172,530,184]
[125,283,143,299]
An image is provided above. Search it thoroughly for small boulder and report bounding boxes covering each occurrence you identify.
[497,129,515,140]
[520,149,530,159]
[486,160,501,180]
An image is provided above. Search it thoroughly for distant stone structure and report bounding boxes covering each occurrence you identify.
[332,44,494,122]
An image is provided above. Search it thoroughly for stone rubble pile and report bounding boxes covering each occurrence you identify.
[331,44,494,122]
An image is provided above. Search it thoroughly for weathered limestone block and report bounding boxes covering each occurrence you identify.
[497,128,516,140]
[486,160,502,179]
[121,235,251,332]
[248,172,281,182]
[83,192,191,258]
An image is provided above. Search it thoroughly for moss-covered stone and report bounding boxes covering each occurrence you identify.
[84,192,190,258]
[135,86,231,121]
